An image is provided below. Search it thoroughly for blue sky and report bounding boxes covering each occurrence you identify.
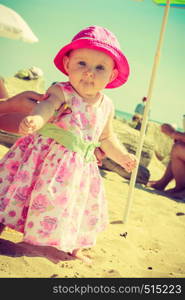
[0,0,185,128]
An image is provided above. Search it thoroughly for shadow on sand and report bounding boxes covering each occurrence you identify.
[0,238,75,264]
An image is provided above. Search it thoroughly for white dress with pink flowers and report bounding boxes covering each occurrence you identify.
[0,82,112,252]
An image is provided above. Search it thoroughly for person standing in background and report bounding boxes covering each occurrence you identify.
[132,97,149,130]
[134,96,147,116]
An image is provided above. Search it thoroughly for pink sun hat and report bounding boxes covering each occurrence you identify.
[54,25,130,88]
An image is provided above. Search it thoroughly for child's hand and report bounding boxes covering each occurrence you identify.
[121,153,137,173]
[19,115,44,135]
[94,147,106,166]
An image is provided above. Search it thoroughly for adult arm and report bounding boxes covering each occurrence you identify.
[0,91,45,114]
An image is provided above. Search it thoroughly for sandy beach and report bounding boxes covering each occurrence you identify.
[0,78,185,279]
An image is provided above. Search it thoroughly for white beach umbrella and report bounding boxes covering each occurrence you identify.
[0,4,38,43]
[123,0,183,223]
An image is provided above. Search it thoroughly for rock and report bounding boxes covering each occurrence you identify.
[14,66,44,80]
[14,69,31,80]
[161,154,171,167]
[145,122,173,164]
[101,157,150,185]
[29,66,43,78]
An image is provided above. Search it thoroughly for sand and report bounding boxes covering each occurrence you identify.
[0,144,184,278]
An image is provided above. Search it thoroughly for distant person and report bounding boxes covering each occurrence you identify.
[147,123,185,200]
[132,96,149,130]
[134,96,147,116]
[0,25,137,263]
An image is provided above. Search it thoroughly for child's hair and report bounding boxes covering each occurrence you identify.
[54,25,130,89]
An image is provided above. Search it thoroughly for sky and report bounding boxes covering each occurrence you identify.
[0,0,185,129]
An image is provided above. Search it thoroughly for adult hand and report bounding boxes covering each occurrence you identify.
[5,91,46,114]
[0,91,46,133]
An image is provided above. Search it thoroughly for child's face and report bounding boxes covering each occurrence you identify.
[63,48,118,100]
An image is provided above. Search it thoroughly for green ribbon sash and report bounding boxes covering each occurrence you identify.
[38,123,100,162]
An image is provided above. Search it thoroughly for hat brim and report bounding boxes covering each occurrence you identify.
[54,39,130,88]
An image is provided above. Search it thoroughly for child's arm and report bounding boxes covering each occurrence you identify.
[19,85,65,135]
[99,106,137,173]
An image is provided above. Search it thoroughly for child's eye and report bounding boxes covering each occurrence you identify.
[96,65,104,71]
[78,61,86,66]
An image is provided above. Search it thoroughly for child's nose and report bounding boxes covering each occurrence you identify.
[83,67,94,77]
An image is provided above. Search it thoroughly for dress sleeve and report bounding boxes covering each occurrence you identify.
[48,82,72,121]
[54,82,73,106]
[100,95,115,133]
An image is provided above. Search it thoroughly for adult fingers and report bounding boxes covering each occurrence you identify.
[23,91,45,102]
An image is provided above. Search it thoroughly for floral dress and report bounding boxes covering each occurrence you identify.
[0,82,113,252]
